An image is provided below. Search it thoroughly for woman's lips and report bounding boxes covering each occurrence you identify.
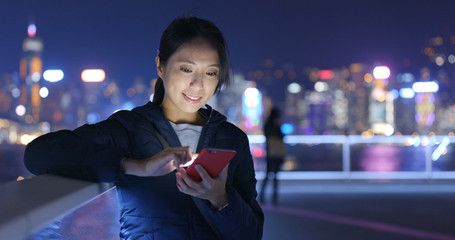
[182,93,202,104]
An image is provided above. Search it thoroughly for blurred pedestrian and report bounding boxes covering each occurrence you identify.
[259,107,286,204]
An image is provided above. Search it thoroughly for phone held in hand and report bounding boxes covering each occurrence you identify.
[186,148,236,182]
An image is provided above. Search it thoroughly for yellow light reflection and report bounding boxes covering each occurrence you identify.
[364,73,373,83]
[349,63,362,73]
[20,134,37,145]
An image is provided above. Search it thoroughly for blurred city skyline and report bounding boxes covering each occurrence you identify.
[1,0,454,103]
[2,1,455,187]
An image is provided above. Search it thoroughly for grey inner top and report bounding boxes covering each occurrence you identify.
[169,121,203,153]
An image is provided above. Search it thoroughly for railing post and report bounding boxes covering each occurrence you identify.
[425,138,433,180]
[342,136,350,180]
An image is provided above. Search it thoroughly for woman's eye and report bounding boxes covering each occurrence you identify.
[180,67,192,73]
[207,72,218,76]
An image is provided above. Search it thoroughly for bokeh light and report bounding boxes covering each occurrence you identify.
[43,69,64,82]
[11,88,20,98]
[399,88,415,99]
[318,70,334,80]
[448,55,455,64]
[373,66,390,79]
[287,82,301,94]
[39,87,49,98]
[364,73,373,83]
[435,56,445,66]
[81,69,105,82]
[27,24,36,38]
[244,88,260,107]
[281,123,294,135]
[412,81,439,93]
[15,105,26,116]
[314,81,328,92]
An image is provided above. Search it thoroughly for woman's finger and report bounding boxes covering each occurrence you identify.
[176,171,198,195]
[195,164,212,182]
[178,167,202,188]
[166,146,191,166]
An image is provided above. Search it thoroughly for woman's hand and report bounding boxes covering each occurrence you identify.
[176,164,229,210]
[122,147,192,177]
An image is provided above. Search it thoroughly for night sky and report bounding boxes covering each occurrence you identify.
[1,0,454,102]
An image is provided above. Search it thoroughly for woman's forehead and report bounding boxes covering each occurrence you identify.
[172,38,220,65]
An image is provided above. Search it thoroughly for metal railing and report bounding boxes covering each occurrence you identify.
[2,135,455,239]
[249,135,455,180]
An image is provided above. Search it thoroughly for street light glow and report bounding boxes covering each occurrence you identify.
[244,87,260,107]
[288,82,301,93]
[399,88,415,98]
[314,81,328,92]
[412,81,439,93]
[39,87,49,98]
[43,69,64,82]
[15,105,26,116]
[373,66,390,79]
[27,24,37,38]
[318,70,334,80]
[81,69,105,82]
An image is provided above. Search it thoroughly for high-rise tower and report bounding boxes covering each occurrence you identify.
[19,23,44,124]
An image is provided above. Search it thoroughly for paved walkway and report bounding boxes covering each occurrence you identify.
[27,179,455,239]
[260,180,455,240]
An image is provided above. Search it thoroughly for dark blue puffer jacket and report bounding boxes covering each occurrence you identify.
[24,102,264,240]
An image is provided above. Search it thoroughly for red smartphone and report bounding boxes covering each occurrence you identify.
[186,148,236,182]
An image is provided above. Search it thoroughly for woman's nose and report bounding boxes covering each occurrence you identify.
[190,73,204,88]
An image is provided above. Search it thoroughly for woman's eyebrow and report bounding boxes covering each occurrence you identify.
[177,59,195,65]
[178,59,220,67]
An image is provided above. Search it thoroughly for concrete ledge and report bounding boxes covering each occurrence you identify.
[0,175,113,240]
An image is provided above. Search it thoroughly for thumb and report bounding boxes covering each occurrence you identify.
[219,163,229,180]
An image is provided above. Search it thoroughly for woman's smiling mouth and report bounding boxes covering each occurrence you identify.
[182,93,202,103]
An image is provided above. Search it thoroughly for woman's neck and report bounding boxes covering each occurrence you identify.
[161,105,206,126]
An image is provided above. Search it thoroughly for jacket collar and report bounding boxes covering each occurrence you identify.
[133,102,226,125]
[132,102,227,150]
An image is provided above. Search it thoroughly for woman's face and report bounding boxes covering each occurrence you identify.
[157,37,220,123]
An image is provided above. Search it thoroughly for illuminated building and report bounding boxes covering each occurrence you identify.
[369,66,395,136]
[19,23,44,124]
[298,68,351,134]
[242,87,263,134]
[413,80,438,134]
[421,34,455,133]
[348,63,369,134]
[394,73,417,134]
[284,82,303,134]
[0,74,15,118]
[216,74,251,127]
[81,69,106,124]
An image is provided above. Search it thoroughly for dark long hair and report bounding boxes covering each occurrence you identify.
[152,17,230,104]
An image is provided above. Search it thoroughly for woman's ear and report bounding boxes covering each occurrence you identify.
[156,56,163,78]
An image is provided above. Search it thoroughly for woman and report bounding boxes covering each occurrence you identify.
[24,17,264,240]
